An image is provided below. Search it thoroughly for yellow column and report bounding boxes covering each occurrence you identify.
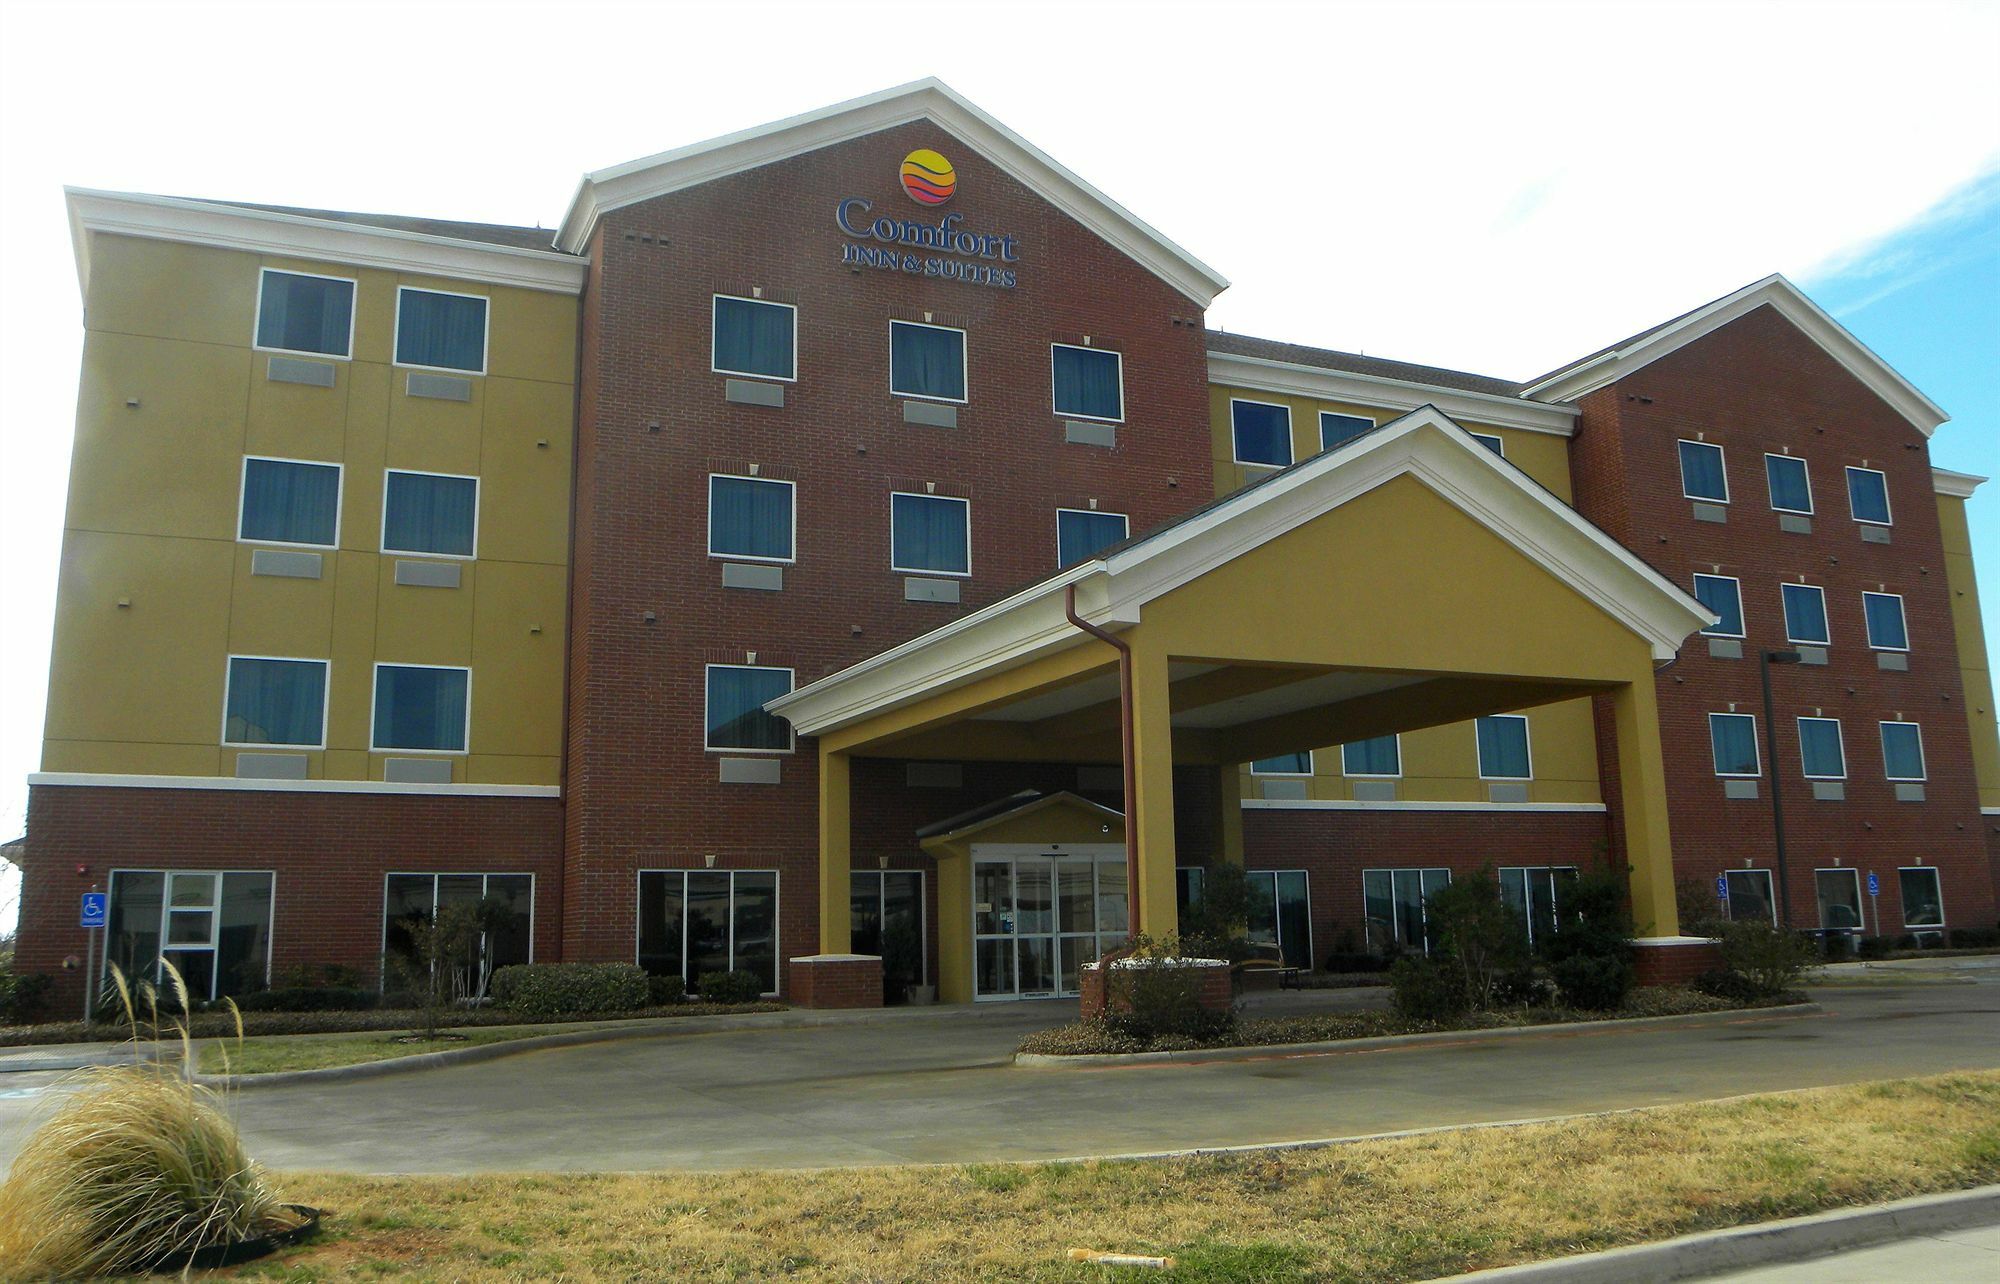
[1611,676,1680,937]
[1214,763,1245,867]
[1130,641,1180,936]
[936,856,972,1004]
[818,747,853,953]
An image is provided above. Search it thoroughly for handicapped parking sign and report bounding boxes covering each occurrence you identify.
[80,892,107,929]
[1715,875,1729,900]
[1867,872,1880,897]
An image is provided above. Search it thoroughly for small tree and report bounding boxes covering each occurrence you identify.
[401,902,485,1040]
[1712,919,1819,996]
[1423,868,1529,1011]
[1181,861,1255,962]
[1540,869,1636,1010]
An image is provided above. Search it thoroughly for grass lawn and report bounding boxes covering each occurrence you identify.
[197,1028,549,1076]
[202,1071,2000,1282]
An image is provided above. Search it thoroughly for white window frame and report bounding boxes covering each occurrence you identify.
[1879,720,1927,782]
[1362,867,1452,955]
[104,867,277,1001]
[1797,716,1847,780]
[370,662,473,755]
[1763,452,1814,515]
[1862,591,1909,652]
[1678,439,1729,503]
[1230,397,1294,468]
[1049,343,1124,423]
[1244,868,1314,969]
[392,284,491,376]
[1340,734,1403,779]
[1815,866,1865,935]
[1319,410,1376,451]
[707,473,797,565]
[1724,868,1777,926]
[221,654,330,750]
[1846,465,1894,526]
[1708,712,1761,778]
[710,294,799,383]
[251,267,357,361]
[379,871,538,980]
[632,867,783,997]
[237,455,343,550]
[1781,582,1831,646]
[887,319,968,404]
[1476,714,1534,781]
[1054,507,1129,567]
[849,868,928,986]
[888,491,972,578]
[380,469,480,561]
[1468,431,1505,457]
[1250,750,1314,777]
[702,662,796,755]
[1692,573,1745,639]
[1896,865,1946,933]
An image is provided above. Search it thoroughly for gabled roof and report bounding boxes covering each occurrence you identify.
[1208,331,1521,398]
[1522,274,1949,436]
[916,791,1121,846]
[196,200,560,252]
[555,78,1229,307]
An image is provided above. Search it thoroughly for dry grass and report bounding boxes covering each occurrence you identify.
[196,1028,549,1077]
[187,1070,2000,1283]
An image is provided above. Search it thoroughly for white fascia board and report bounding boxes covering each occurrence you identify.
[1934,467,1987,499]
[65,189,587,298]
[27,772,559,798]
[1524,274,1948,436]
[1242,799,1606,813]
[1207,351,1577,436]
[556,78,1228,308]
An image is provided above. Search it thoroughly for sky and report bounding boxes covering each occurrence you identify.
[0,0,1996,936]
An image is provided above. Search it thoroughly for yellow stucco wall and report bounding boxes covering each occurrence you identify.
[43,232,576,784]
[1938,493,2000,809]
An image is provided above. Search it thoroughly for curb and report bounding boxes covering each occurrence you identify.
[1428,1183,2000,1282]
[1012,1002,1822,1068]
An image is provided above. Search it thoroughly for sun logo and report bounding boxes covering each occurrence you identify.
[900,149,956,206]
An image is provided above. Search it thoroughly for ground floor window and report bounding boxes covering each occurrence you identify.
[637,869,779,996]
[382,873,533,996]
[1814,868,1864,934]
[1723,869,1776,925]
[851,870,926,997]
[105,869,273,1002]
[1362,867,1450,955]
[1898,866,1945,941]
[1499,866,1577,945]
[974,853,1127,999]
[1176,866,1312,968]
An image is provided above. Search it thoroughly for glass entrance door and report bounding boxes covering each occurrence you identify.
[972,849,1127,1000]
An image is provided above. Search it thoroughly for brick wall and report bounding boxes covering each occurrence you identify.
[1633,940,1724,987]
[787,955,883,1009]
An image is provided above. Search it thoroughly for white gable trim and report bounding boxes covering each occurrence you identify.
[1208,350,1577,436]
[1934,467,1986,499]
[1524,274,1947,436]
[555,78,1228,307]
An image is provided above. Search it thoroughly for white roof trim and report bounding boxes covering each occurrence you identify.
[65,189,587,298]
[555,78,1228,307]
[1523,274,1948,436]
[1243,799,1606,813]
[771,405,1714,737]
[28,771,559,798]
[1208,350,1577,436]
[1934,467,1987,499]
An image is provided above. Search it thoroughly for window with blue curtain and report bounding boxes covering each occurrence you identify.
[1847,467,1892,524]
[395,288,488,372]
[1051,345,1122,420]
[1708,713,1759,776]
[1252,752,1311,775]
[1056,509,1128,567]
[1232,401,1292,466]
[1764,454,1812,513]
[890,493,970,574]
[383,472,477,557]
[712,296,795,380]
[239,458,340,546]
[705,665,793,750]
[1880,722,1925,781]
[1781,583,1829,644]
[1863,592,1908,650]
[373,665,469,752]
[1798,717,1845,778]
[1342,735,1400,776]
[1692,574,1744,637]
[1320,412,1374,451]
[255,270,353,357]
[889,321,966,401]
[1678,440,1728,502]
[225,657,327,746]
[1476,716,1531,779]
[709,476,794,561]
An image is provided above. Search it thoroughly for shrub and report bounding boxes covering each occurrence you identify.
[1323,951,1386,974]
[1,965,54,1026]
[233,987,379,1013]
[489,962,650,1017]
[1949,926,2000,949]
[1388,955,1468,1022]
[1690,968,1766,1003]
[1856,935,1894,961]
[646,973,687,1005]
[1713,919,1820,996]
[268,963,368,991]
[694,970,767,1005]
[1182,863,1257,964]
[1423,869,1530,1011]
[1538,869,1635,1010]
[1820,930,1854,962]
[1102,934,1234,1044]
[1551,954,1634,1011]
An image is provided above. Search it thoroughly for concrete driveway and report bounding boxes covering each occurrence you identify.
[4,976,1998,1173]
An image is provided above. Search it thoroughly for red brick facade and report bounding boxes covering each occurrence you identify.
[1078,957,1232,1021]
[786,955,883,1009]
[1633,940,1724,988]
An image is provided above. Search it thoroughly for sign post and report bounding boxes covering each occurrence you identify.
[1715,874,1729,913]
[1866,871,1880,939]
[79,890,107,1026]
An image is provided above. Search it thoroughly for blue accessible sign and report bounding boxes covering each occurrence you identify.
[1867,872,1880,897]
[80,892,107,929]
[1715,875,1729,900]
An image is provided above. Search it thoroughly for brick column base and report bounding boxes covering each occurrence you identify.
[787,954,884,1009]
[1632,937,1723,987]
[1079,958,1232,1020]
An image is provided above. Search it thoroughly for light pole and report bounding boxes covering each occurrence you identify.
[1760,648,1803,927]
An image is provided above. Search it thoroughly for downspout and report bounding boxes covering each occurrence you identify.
[1066,583,1140,935]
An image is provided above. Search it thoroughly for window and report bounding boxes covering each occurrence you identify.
[254,269,354,358]
[890,492,970,576]
[888,320,966,402]
[1880,721,1926,781]
[1846,467,1892,526]
[1362,868,1450,955]
[1231,399,1293,467]
[1815,867,1863,933]
[1898,867,1944,935]
[382,873,533,993]
[1724,869,1776,925]
[1693,574,1745,638]
[1469,432,1505,457]
[851,870,926,992]
[1764,454,1813,514]
[704,664,793,752]
[709,475,795,563]
[1797,717,1846,779]
[1863,592,1908,651]
[382,471,477,558]
[1500,866,1578,945]
[1251,751,1312,776]
[372,664,470,753]
[395,286,488,373]
[711,295,796,381]
[638,869,779,996]
[224,656,328,748]
[1244,870,1313,970]
[1781,583,1830,645]
[1341,735,1401,777]
[1051,344,1123,421]
[1476,715,1532,779]
[104,869,274,1002]
[1320,412,1374,451]
[1709,713,1760,777]
[1056,508,1128,568]
[240,457,340,549]
[1678,440,1728,502]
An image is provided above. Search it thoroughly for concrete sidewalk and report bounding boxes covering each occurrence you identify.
[1706,1221,2000,1281]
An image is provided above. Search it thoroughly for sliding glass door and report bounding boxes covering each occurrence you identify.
[972,849,1127,1000]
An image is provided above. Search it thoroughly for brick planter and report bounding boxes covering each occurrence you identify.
[1633,937,1724,987]
[1079,957,1233,1020]
[787,954,884,1009]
